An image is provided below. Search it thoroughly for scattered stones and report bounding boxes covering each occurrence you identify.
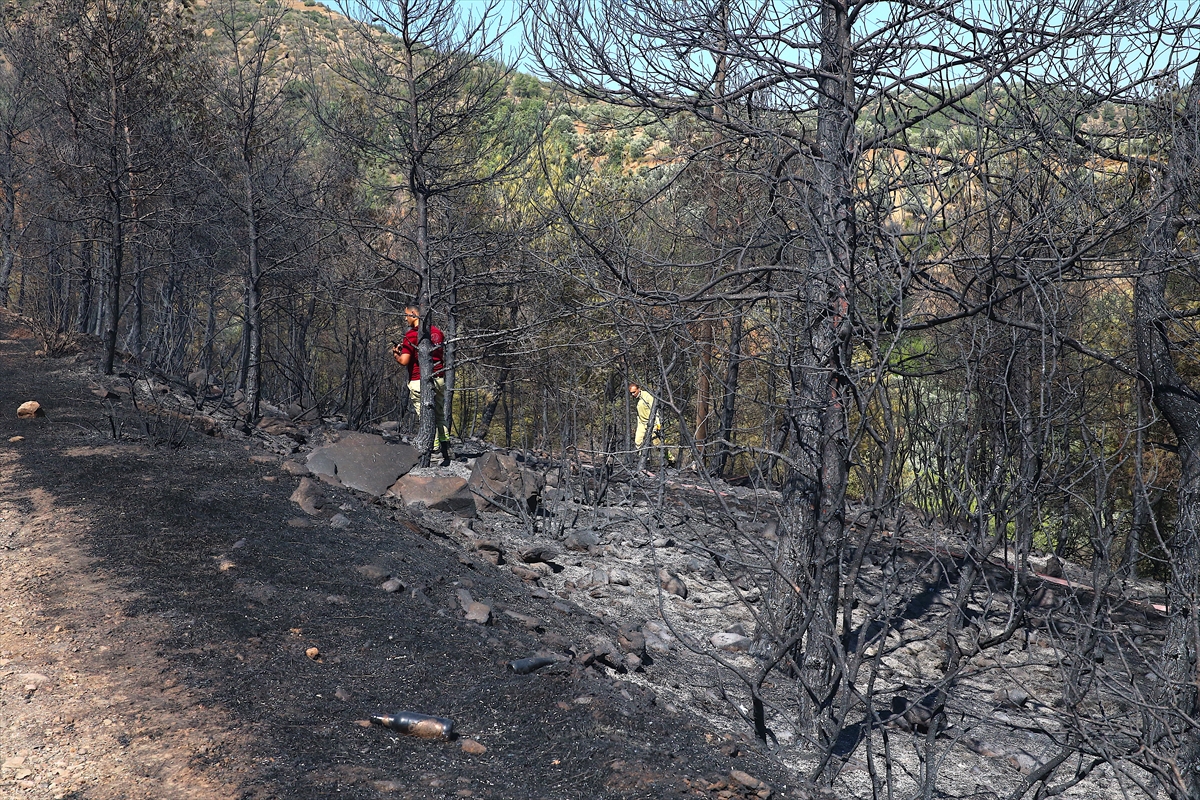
[509,565,542,582]
[517,545,560,563]
[461,739,487,755]
[357,564,391,581]
[7,435,22,442]
[468,538,505,565]
[330,513,352,529]
[456,589,492,625]
[586,568,610,586]
[281,460,309,476]
[16,400,43,418]
[710,632,752,652]
[501,610,543,630]
[563,529,600,552]
[658,568,688,599]
[290,478,327,516]
[305,647,320,661]
[381,578,405,593]
[609,569,632,586]
[643,621,675,654]
[992,688,1030,708]
[256,415,304,440]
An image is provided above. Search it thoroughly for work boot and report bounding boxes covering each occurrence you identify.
[439,441,452,467]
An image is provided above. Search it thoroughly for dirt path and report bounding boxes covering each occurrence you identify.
[0,327,250,799]
[0,314,779,800]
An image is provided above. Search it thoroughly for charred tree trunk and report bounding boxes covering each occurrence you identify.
[716,309,743,478]
[776,0,856,747]
[1132,76,1200,799]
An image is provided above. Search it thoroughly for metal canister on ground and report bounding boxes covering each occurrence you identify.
[369,712,455,740]
[507,655,558,675]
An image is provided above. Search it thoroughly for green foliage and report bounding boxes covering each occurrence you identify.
[511,73,543,99]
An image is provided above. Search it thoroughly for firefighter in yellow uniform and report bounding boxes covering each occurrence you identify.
[629,383,663,449]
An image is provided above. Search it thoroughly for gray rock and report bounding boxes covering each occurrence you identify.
[306,449,340,487]
[563,529,601,552]
[307,432,419,496]
[710,631,752,652]
[356,564,391,582]
[518,545,560,563]
[281,460,309,476]
[992,688,1030,708]
[617,625,646,656]
[330,513,351,529]
[381,577,404,593]
[467,451,545,513]
[389,474,477,517]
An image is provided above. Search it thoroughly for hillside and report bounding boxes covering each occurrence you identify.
[0,307,1175,800]
[0,310,802,799]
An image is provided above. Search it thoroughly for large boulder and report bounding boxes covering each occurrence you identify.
[388,475,477,517]
[467,451,544,514]
[306,432,419,496]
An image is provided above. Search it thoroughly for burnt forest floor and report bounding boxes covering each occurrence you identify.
[0,309,808,800]
[0,307,1173,800]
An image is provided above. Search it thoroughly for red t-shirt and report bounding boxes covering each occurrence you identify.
[401,325,445,381]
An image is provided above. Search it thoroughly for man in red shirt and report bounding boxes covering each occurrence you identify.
[392,305,451,466]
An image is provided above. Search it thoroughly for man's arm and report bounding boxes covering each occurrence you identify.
[394,332,416,367]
